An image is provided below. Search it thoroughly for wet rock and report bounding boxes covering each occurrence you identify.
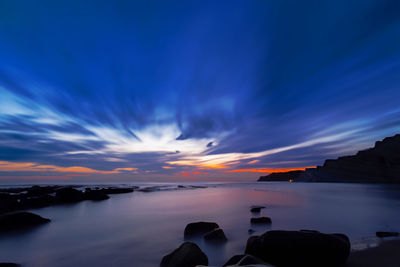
[248,229,255,234]
[250,217,272,224]
[56,187,84,203]
[236,254,269,266]
[184,221,219,237]
[0,263,21,267]
[223,255,245,266]
[83,189,110,201]
[376,231,399,238]
[245,230,350,267]
[160,242,208,267]
[0,212,50,233]
[204,228,227,242]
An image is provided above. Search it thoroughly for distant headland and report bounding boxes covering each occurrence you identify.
[259,134,400,184]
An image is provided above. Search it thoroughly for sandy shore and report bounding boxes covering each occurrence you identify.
[345,239,400,267]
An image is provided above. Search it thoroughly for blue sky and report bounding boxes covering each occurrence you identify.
[0,0,400,182]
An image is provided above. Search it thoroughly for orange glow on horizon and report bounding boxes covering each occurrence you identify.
[0,161,136,174]
[224,167,314,174]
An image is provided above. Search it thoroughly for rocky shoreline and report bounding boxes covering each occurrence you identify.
[259,134,400,183]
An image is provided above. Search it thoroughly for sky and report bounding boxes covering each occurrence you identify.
[0,0,400,182]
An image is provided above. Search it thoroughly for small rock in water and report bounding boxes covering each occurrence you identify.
[250,217,272,224]
[160,242,208,267]
[376,231,399,238]
[248,229,255,234]
[0,212,50,233]
[250,206,266,213]
[184,221,219,237]
[204,228,227,242]
[0,263,21,267]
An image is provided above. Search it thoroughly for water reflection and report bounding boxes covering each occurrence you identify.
[0,182,399,266]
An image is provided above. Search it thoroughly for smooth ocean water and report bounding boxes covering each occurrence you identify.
[1,182,400,266]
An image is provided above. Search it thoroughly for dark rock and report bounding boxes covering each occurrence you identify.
[250,217,272,224]
[250,206,265,213]
[223,255,245,266]
[25,185,58,197]
[258,170,304,182]
[56,187,84,203]
[245,230,350,267]
[101,187,135,194]
[160,242,208,267]
[184,221,219,237]
[0,212,50,233]
[236,254,267,266]
[248,229,255,234]
[0,263,20,267]
[376,231,399,238]
[83,189,110,201]
[19,194,55,209]
[204,228,227,242]
[0,193,18,214]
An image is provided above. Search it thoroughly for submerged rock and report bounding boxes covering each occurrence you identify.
[204,228,227,242]
[245,230,350,267]
[101,187,135,194]
[184,221,219,237]
[0,212,50,233]
[250,217,272,224]
[160,242,208,267]
[376,231,399,238]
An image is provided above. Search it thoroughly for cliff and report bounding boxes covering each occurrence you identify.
[258,134,400,183]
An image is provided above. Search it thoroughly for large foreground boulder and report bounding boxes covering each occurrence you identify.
[0,212,50,233]
[245,230,350,267]
[184,222,219,237]
[160,242,208,267]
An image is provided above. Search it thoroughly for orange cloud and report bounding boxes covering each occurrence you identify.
[224,167,314,174]
[248,160,259,164]
[0,161,136,174]
[162,166,174,169]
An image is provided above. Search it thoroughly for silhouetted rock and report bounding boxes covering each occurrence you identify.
[19,194,55,209]
[160,242,208,267]
[184,221,219,237]
[376,231,399,238]
[250,217,272,224]
[235,255,269,266]
[204,228,227,242]
[56,187,84,203]
[101,187,135,194]
[250,206,266,213]
[248,229,255,234]
[245,230,350,267]
[0,263,20,267]
[83,189,110,201]
[258,170,303,182]
[0,212,50,233]
[259,134,400,184]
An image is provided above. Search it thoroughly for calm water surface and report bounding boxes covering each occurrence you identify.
[1,182,400,266]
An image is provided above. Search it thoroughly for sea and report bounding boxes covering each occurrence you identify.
[1,182,400,266]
